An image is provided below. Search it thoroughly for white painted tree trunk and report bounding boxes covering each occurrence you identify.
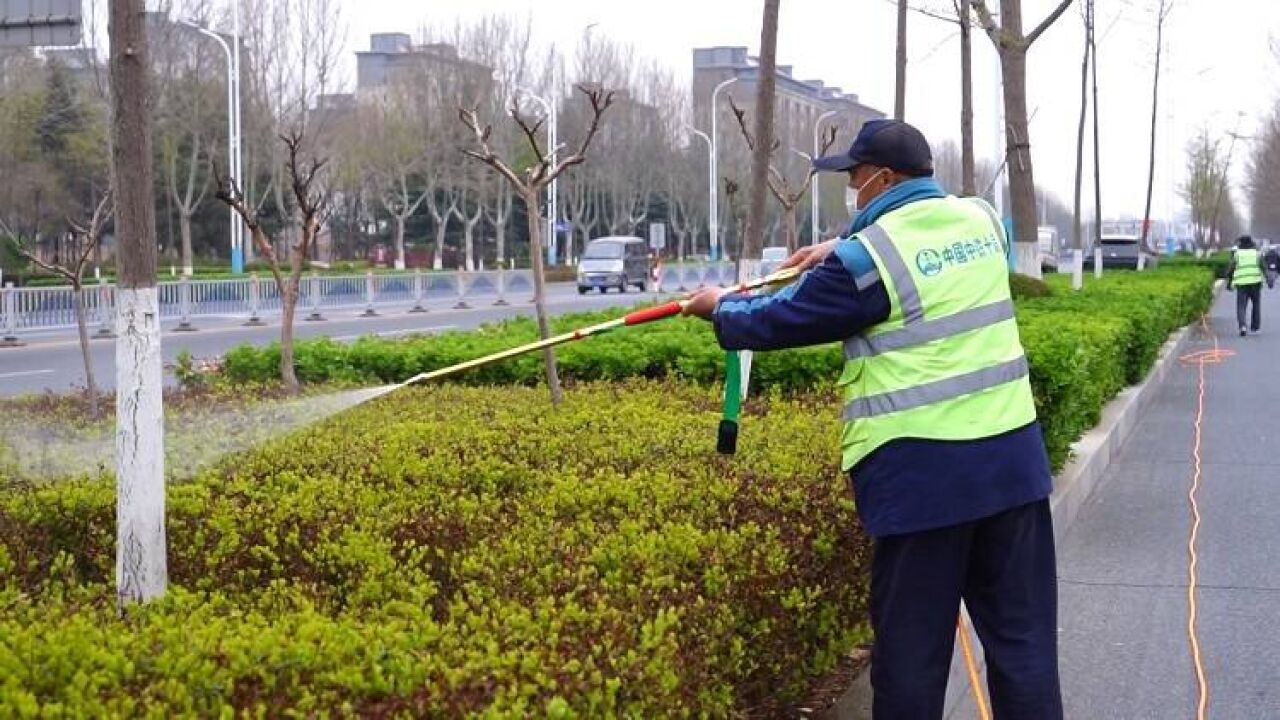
[1014,242,1041,278]
[432,217,447,271]
[115,287,167,607]
[393,216,407,271]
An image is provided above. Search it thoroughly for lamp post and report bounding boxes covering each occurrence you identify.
[231,0,243,272]
[687,126,712,260]
[516,88,557,266]
[180,17,243,274]
[709,76,738,262]
[811,109,838,244]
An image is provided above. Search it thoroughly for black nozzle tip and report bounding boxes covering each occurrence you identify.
[717,420,739,455]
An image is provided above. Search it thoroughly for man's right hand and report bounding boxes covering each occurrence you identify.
[781,238,840,273]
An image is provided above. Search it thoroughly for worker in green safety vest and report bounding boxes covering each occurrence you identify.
[1227,235,1266,336]
[684,119,1061,719]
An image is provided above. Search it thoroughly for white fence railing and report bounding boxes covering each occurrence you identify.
[1,263,744,344]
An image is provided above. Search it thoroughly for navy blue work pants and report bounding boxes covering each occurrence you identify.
[869,498,1063,720]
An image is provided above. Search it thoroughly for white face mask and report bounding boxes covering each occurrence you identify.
[845,169,888,216]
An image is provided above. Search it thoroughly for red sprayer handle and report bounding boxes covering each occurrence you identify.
[623,301,687,326]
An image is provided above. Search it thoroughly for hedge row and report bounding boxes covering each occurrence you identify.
[0,381,871,717]
[216,266,1215,470]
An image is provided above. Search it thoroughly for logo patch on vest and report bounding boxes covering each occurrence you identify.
[914,237,1004,277]
[916,248,945,277]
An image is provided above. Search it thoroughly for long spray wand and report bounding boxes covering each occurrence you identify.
[398,267,799,387]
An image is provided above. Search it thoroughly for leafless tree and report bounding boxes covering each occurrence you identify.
[956,0,976,194]
[152,2,221,275]
[422,165,459,270]
[1209,126,1248,248]
[1090,2,1102,256]
[455,15,535,266]
[455,168,488,271]
[485,179,516,266]
[458,85,614,404]
[1072,0,1091,255]
[669,147,709,262]
[743,0,782,268]
[241,0,345,262]
[110,0,168,608]
[1247,108,1280,240]
[729,96,838,254]
[356,92,430,270]
[1140,0,1174,259]
[563,168,602,259]
[971,0,1075,277]
[896,0,909,120]
[9,192,112,416]
[933,139,964,194]
[216,131,330,393]
[1181,128,1224,250]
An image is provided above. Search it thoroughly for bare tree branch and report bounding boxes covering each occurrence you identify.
[458,106,527,189]
[883,0,961,25]
[544,86,616,186]
[1026,0,1075,47]
[213,158,284,290]
[970,0,1003,46]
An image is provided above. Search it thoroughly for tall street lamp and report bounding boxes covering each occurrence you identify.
[811,109,838,244]
[709,76,737,262]
[180,16,243,274]
[687,126,712,260]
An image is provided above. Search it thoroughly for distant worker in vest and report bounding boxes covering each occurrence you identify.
[683,119,1061,719]
[1226,235,1266,336]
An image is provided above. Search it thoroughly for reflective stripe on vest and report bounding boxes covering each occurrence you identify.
[1235,248,1263,286]
[839,197,1038,471]
[843,355,1029,420]
[861,223,925,324]
[844,298,1016,359]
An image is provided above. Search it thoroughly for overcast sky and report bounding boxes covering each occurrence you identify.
[332,0,1278,225]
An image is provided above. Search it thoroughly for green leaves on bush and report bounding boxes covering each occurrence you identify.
[1008,273,1052,300]
[0,381,872,717]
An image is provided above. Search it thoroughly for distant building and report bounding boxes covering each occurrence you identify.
[691,46,885,161]
[355,33,492,104]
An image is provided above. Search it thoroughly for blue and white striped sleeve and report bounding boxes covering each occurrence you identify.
[711,239,891,351]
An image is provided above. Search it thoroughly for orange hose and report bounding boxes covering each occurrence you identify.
[958,612,991,720]
[1179,315,1230,720]
[957,315,1229,720]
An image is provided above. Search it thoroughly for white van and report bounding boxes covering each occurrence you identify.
[577,237,650,294]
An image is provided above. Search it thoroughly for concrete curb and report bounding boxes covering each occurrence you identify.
[827,280,1224,720]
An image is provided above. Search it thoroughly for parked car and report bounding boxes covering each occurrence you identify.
[1083,235,1141,269]
[577,236,650,293]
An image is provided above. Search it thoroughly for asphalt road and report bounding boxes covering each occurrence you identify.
[0,283,665,396]
[1054,286,1280,718]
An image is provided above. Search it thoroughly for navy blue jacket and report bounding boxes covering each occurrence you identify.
[713,237,1053,538]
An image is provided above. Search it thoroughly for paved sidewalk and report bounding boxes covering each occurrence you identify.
[1055,285,1280,718]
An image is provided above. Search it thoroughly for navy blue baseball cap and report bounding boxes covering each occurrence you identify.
[812,119,934,177]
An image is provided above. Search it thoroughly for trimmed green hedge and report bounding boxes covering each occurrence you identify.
[0,382,871,717]
[216,266,1214,470]
[0,267,1215,715]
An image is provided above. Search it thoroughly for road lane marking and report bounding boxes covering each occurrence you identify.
[0,369,55,379]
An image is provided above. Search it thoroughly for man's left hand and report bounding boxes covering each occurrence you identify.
[682,287,729,320]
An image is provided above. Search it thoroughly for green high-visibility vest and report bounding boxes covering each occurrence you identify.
[1234,248,1263,286]
[840,196,1038,471]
